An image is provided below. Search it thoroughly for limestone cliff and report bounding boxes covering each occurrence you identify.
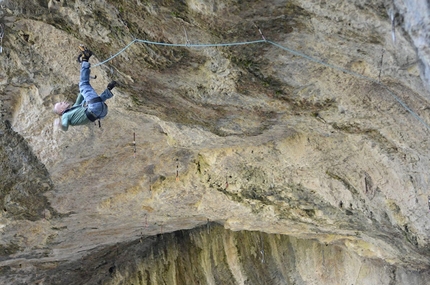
[1,0,430,284]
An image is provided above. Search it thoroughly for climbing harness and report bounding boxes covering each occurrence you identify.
[85,97,106,128]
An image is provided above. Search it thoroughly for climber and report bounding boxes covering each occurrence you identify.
[53,45,117,131]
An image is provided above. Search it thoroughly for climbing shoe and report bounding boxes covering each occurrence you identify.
[77,44,93,63]
[107,80,118,90]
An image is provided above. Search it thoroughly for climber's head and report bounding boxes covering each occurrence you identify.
[53,101,71,115]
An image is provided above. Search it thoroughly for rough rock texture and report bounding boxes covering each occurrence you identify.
[9,223,430,285]
[2,0,430,284]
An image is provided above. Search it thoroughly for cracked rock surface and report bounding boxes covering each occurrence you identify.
[2,0,430,284]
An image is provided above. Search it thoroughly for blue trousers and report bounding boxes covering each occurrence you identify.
[79,62,113,118]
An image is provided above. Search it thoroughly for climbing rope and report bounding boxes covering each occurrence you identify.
[91,38,266,67]
[91,36,430,132]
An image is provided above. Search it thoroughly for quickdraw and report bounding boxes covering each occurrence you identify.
[0,23,4,53]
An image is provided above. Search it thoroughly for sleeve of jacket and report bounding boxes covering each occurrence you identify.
[60,113,70,131]
[73,93,85,107]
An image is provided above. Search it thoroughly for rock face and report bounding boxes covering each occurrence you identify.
[1,0,430,284]
[15,224,430,285]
